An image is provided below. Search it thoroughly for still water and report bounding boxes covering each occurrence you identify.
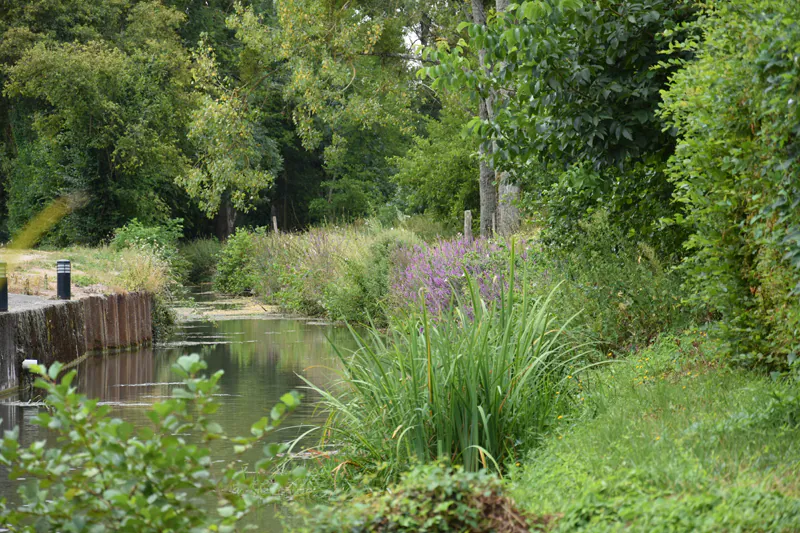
[0,310,355,530]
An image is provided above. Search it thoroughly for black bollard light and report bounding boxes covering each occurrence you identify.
[57,260,71,300]
[0,262,7,312]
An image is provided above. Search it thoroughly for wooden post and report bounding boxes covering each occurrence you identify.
[491,212,497,236]
[272,215,279,234]
[464,210,473,243]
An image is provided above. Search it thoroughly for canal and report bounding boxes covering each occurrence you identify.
[0,296,354,530]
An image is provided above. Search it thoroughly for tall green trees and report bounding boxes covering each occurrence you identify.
[424,0,694,243]
[228,0,451,223]
[1,1,195,243]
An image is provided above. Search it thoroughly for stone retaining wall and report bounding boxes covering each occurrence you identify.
[0,292,152,394]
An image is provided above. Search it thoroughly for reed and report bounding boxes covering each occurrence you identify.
[303,245,591,477]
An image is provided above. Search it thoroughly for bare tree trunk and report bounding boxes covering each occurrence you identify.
[472,0,497,238]
[494,0,520,237]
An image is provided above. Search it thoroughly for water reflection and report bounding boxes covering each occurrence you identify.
[0,316,355,530]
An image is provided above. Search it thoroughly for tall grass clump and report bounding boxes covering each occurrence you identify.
[116,244,179,340]
[304,249,589,485]
[180,238,222,283]
[323,229,421,325]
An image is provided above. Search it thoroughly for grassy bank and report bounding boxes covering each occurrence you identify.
[287,330,800,531]
[509,332,800,531]
[3,246,135,297]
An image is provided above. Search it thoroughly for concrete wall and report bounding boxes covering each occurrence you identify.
[0,292,152,394]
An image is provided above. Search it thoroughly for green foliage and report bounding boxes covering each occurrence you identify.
[426,0,694,166]
[532,210,691,350]
[523,161,685,257]
[111,218,183,251]
[216,225,421,322]
[510,333,800,531]
[424,0,696,251]
[323,229,421,325]
[111,218,191,340]
[214,227,261,295]
[301,266,585,489]
[180,47,281,217]
[179,237,222,283]
[2,1,194,243]
[115,244,181,340]
[659,0,800,368]
[391,107,479,229]
[0,356,305,532]
[397,214,458,242]
[291,463,531,533]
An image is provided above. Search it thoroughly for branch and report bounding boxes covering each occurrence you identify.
[358,52,439,64]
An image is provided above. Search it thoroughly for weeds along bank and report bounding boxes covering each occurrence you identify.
[206,218,800,531]
[213,212,689,353]
[5,218,800,531]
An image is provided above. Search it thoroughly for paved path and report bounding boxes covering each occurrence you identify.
[5,293,64,314]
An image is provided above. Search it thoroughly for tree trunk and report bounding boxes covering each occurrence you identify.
[215,196,237,240]
[472,0,497,238]
[494,0,520,237]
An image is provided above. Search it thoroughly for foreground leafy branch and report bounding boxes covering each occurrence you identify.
[0,355,304,532]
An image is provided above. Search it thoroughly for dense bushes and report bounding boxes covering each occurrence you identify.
[660,0,800,369]
[536,211,691,351]
[293,464,530,533]
[179,238,222,283]
[214,225,422,322]
[213,221,693,351]
[214,227,262,295]
[323,229,421,325]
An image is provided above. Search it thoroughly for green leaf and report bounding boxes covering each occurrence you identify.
[270,403,286,421]
[48,362,64,380]
[218,505,236,518]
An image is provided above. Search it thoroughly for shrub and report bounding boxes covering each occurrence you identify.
[0,355,305,531]
[180,238,222,283]
[291,464,531,533]
[249,227,358,316]
[214,227,262,295]
[659,0,800,368]
[302,260,585,488]
[323,229,421,325]
[110,218,183,251]
[534,210,691,351]
[110,218,189,281]
[116,243,179,340]
[398,213,458,242]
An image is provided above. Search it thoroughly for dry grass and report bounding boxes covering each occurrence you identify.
[0,245,158,298]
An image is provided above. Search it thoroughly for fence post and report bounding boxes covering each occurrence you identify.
[464,210,473,243]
